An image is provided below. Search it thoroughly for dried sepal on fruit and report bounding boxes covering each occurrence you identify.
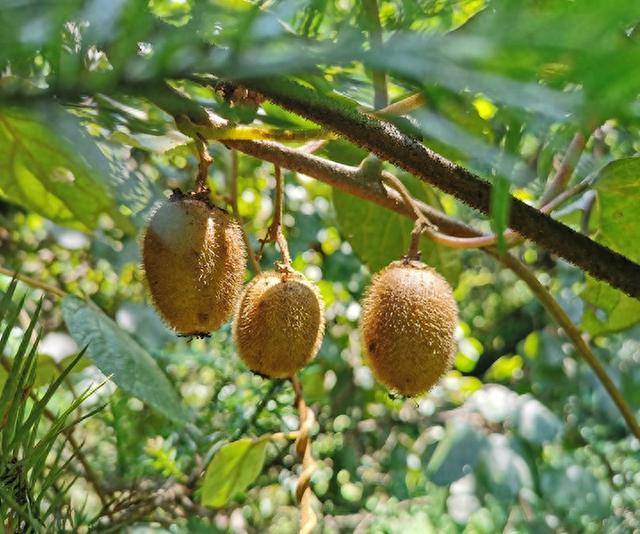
[360,259,458,396]
[142,190,246,337]
[233,269,325,378]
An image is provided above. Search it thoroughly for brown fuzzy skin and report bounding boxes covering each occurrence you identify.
[233,270,325,378]
[360,260,458,396]
[142,194,246,336]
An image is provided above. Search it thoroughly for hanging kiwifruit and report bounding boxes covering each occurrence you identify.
[233,269,325,378]
[142,190,246,336]
[360,259,458,396]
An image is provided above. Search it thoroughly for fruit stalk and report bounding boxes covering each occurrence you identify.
[195,134,212,193]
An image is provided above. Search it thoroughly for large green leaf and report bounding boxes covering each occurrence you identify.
[476,434,533,501]
[581,157,640,335]
[200,438,268,508]
[0,106,134,233]
[511,395,561,445]
[426,421,486,486]
[61,296,190,424]
[332,182,461,284]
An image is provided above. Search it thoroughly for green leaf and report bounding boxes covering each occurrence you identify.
[61,296,190,424]
[581,157,640,335]
[426,421,486,486]
[0,106,134,233]
[593,158,640,262]
[476,434,533,501]
[200,438,268,508]
[581,278,640,336]
[511,395,561,445]
[332,184,461,284]
[490,176,510,253]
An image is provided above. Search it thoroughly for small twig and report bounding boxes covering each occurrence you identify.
[177,119,332,143]
[291,375,318,534]
[195,134,212,194]
[539,131,588,206]
[381,171,594,251]
[580,191,596,235]
[299,139,328,154]
[232,380,284,442]
[63,430,109,507]
[229,149,262,274]
[0,267,66,299]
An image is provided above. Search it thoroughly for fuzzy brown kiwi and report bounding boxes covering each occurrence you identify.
[142,190,246,336]
[233,270,325,378]
[360,259,458,396]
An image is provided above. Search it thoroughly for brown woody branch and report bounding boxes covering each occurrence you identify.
[235,77,640,299]
[166,97,640,438]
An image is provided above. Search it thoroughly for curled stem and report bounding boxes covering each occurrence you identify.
[291,375,318,534]
[539,131,587,206]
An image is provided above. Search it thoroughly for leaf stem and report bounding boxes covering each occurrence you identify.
[493,252,640,440]
[373,93,426,116]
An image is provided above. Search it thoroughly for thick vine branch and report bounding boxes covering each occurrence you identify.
[170,103,640,437]
[5,68,640,296]
[235,77,640,299]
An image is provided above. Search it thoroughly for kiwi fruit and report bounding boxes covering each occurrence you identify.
[233,270,325,378]
[360,259,458,396]
[142,190,246,336]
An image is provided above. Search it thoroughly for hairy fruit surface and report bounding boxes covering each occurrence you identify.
[360,260,458,396]
[142,192,246,336]
[233,270,325,378]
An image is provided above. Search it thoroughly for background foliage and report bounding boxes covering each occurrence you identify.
[1,0,639,532]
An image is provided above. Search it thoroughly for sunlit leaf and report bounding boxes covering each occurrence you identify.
[333,179,461,284]
[0,106,134,233]
[200,438,268,508]
[62,296,190,424]
[426,421,486,486]
[581,157,640,335]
